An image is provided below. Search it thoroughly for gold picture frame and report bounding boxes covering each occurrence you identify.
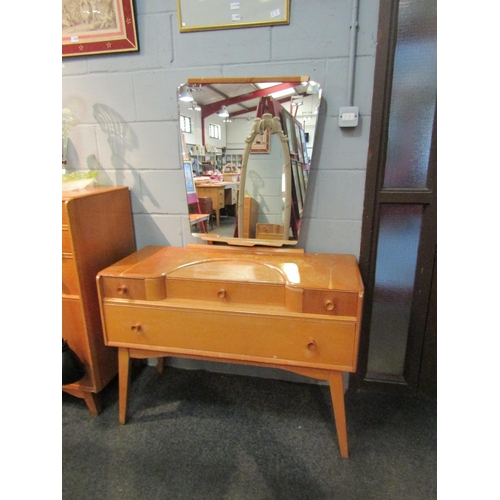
[177,0,290,33]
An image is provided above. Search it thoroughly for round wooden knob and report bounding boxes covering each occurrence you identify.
[307,340,317,351]
[130,323,141,333]
[324,300,334,311]
[217,289,226,299]
[117,285,128,294]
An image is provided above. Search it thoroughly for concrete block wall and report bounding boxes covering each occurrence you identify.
[62,0,379,257]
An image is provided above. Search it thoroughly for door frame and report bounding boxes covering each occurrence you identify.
[352,0,437,394]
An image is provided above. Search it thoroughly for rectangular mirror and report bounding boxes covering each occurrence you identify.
[177,76,322,246]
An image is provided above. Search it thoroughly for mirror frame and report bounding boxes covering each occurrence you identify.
[238,113,291,242]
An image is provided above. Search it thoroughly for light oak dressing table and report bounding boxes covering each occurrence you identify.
[96,76,363,458]
[97,244,363,458]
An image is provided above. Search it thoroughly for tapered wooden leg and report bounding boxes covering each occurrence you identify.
[118,348,131,424]
[82,391,101,416]
[328,371,348,458]
[157,357,164,374]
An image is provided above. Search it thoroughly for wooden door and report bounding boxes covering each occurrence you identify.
[354,0,437,395]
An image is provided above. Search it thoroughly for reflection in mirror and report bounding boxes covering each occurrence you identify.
[238,114,291,241]
[177,77,322,246]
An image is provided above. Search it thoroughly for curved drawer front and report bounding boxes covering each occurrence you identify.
[166,278,284,306]
[102,303,357,370]
[100,276,166,301]
[302,290,358,317]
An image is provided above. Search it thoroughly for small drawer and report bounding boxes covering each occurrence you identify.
[62,255,79,295]
[302,290,358,317]
[62,203,69,225]
[217,189,225,208]
[100,276,166,301]
[166,278,284,306]
[225,187,237,205]
[62,228,72,253]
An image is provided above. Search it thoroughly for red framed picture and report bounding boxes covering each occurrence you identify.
[62,0,138,57]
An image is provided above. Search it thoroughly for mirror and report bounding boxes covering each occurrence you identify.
[177,77,322,246]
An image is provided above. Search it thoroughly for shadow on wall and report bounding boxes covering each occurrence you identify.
[92,103,159,209]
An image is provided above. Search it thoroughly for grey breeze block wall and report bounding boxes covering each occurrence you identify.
[62,0,379,257]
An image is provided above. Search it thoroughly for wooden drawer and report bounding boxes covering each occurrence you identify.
[224,187,237,205]
[62,255,79,295]
[62,227,72,253]
[166,278,284,306]
[102,303,357,370]
[302,290,358,317]
[100,276,166,301]
[217,189,225,208]
[62,202,69,225]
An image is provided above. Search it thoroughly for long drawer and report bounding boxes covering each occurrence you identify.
[102,302,357,371]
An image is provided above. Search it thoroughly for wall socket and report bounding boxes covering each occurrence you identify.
[339,106,359,128]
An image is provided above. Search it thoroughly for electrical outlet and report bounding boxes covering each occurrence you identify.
[339,106,359,128]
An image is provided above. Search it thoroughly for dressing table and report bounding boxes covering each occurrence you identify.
[96,77,363,458]
[97,244,363,458]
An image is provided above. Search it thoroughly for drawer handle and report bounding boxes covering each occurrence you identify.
[130,323,142,333]
[117,285,128,294]
[324,299,334,311]
[307,340,317,351]
[217,288,226,299]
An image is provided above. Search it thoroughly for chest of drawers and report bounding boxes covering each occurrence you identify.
[62,186,136,414]
[97,244,363,457]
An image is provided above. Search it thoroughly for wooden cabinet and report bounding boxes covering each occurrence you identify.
[97,244,364,457]
[62,186,136,414]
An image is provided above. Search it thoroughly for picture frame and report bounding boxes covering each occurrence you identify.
[177,0,290,33]
[250,129,270,153]
[63,0,138,57]
[291,161,303,214]
[184,161,198,204]
[300,128,309,164]
[295,123,304,162]
[281,110,297,156]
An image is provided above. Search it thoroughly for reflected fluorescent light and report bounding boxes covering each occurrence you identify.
[270,88,296,99]
[218,105,229,118]
[255,82,297,99]
[178,85,194,102]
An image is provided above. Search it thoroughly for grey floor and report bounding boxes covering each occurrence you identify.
[63,365,436,500]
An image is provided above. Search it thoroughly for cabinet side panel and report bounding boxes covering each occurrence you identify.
[66,188,136,390]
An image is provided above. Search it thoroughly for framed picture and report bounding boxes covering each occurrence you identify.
[281,110,297,156]
[295,123,304,162]
[177,0,290,33]
[180,132,190,161]
[300,128,309,164]
[63,0,138,57]
[250,129,270,153]
[291,161,303,214]
[184,161,198,204]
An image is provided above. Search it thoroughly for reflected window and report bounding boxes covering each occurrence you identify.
[208,123,221,140]
[180,115,192,134]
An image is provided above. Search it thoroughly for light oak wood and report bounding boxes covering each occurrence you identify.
[187,76,309,85]
[62,186,136,414]
[97,245,363,457]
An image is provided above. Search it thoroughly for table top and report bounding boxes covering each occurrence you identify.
[98,245,364,293]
